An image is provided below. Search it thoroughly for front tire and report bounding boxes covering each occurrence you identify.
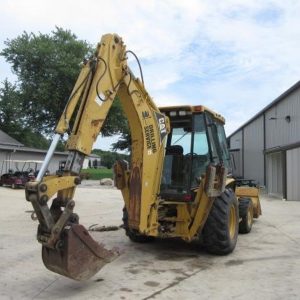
[238,198,254,234]
[202,189,239,255]
[122,208,155,243]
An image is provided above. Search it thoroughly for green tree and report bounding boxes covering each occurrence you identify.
[103,96,131,152]
[1,27,129,150]
[111,128,131,152]
[1,27,92,133]
[0,79,64,150]
[92,149,129,169]
[101,97,129,137]
[0,80,22,136]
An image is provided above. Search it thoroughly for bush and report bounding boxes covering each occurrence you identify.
[80,172,91,180]
[80,168,113,180]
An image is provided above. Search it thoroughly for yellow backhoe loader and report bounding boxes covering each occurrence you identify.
[25,33,261,281]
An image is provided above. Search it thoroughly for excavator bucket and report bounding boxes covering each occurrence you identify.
[42,224,119,281]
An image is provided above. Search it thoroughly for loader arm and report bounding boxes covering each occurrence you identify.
[25,34,170,280]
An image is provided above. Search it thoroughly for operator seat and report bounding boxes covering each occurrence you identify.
[165,145,185,186]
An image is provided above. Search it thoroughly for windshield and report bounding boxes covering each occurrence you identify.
[190,114,210,187]
[160,113,210,200]
[171,127,192,154]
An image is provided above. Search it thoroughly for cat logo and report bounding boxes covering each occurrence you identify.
[154,112,167,143]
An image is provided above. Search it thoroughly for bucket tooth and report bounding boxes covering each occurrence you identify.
[42,224,119,281]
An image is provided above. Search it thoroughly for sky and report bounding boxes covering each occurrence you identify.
[1,0,300,151]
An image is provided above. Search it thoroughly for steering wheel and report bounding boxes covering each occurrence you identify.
[184,152,198,157]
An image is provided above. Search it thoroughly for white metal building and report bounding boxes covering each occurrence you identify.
[0,130,68,174]
[228,81,300,201]
[0,130,101,174]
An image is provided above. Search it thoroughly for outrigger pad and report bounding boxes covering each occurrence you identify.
[42,224,119,280]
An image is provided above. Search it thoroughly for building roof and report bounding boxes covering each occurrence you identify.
[89,153,101,158]
[0,143,68,156]
[0,129,68,156]
[0,130,24,147]
[0,130,99,158]
[228,80,300,139]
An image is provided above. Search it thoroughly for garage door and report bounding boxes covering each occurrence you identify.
[230,149,242,178]
[266,152,283,198]
[287,147,300,201]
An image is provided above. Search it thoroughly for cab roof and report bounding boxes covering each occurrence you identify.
[159,105,225,124]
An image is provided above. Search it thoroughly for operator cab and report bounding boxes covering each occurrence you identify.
[159,105,230,202]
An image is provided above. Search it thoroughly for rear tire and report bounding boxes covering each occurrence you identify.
[202,189,239,255]
[238,198,254,234]
[122,208,155,243]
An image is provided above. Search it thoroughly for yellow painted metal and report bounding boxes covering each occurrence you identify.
[236,186,262,218]
[229,204,237,239]
[57,34,127,155]
[236,186,259,197]
[36,34,172,238]
[247,205,253,227]
[57,34,172,236]
[116,77,169,233]
[147,204,159,236]
[186,180,213,239]
[175,204,191,237]
[41,175,77,200]
[55,63,92,134]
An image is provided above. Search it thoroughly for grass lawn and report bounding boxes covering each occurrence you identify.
[81,168,113,180]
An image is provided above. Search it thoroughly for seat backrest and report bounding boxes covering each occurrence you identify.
[166,145,184,155]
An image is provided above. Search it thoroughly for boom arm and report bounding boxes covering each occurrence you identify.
[25,34,170,280]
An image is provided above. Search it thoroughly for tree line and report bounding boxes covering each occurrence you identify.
[91,149,129,169]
